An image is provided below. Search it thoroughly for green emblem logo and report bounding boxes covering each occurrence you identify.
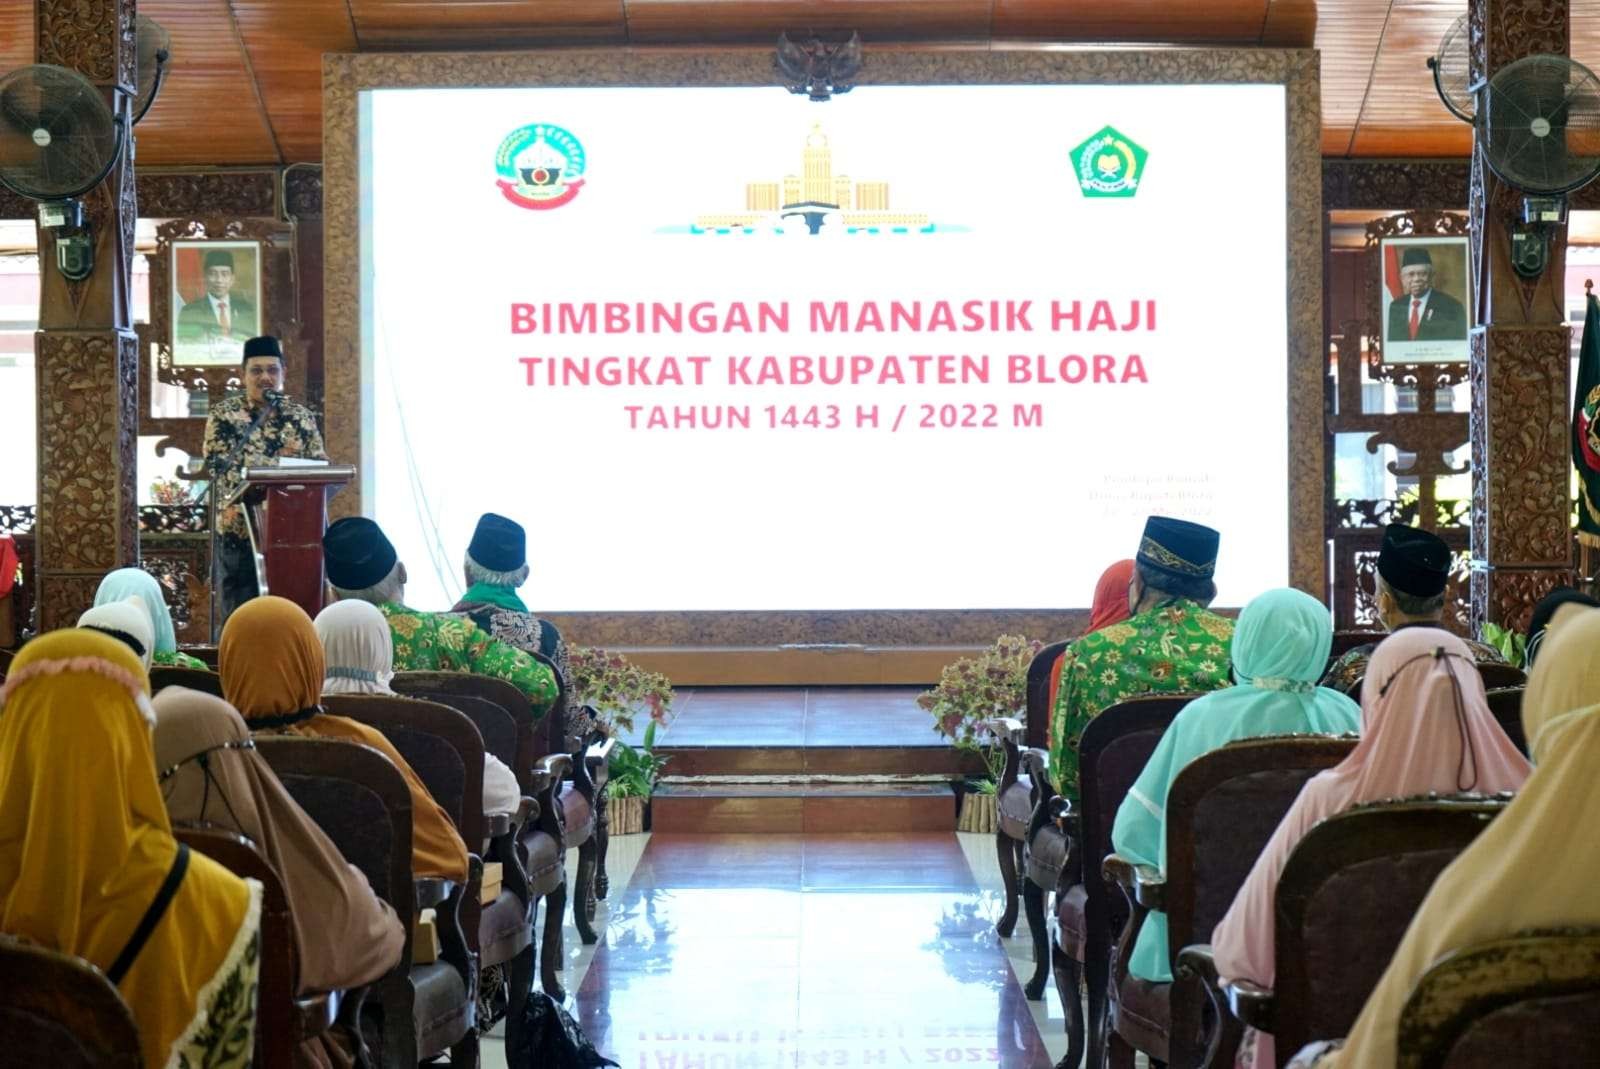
[1071,126,1147,198]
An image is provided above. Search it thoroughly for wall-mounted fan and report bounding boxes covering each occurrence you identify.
[1427,14,1474,122]
[0,64,125,280]
[133,15,172,125]
[1480,54,1600,278]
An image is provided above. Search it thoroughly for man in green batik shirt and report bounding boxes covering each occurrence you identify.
[321,516,558,716]
[1049,516,1236,800]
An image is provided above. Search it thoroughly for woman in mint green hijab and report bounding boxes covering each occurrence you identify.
[94,567,209,669]
[1110,586,1360,982]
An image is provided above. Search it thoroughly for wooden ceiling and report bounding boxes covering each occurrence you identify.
[4,1,1598,166]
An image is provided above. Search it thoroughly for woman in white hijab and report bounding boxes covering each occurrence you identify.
[79,597,156,672]
[314,600,522,817]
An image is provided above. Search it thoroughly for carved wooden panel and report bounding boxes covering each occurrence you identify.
[35,0,134,89]
[138,172,278,219]
[35,332,138,572]
[1471,566,1574,635]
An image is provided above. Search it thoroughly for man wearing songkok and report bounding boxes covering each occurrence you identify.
[1321,523,1503,694]
[79,597,156,672]
[95,567,209,669]
[449,512,571,683]
[322,516,558,715]
[203,334,327,619]
[1048,516,1235,799]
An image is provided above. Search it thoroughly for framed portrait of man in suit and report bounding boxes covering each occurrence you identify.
[1379,236,1472,364]
[170,239,262,366]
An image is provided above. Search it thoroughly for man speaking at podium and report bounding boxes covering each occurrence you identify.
[203,335,328,619]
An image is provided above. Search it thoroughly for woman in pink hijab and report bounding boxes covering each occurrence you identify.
[1210,627,1530,1068]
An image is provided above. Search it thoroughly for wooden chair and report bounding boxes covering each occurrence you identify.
[1328,630,1384,663]
[388,671,575,998]
[148,665,224,698]
[326,692,538,1052]
[1103,734,1357,1068]
[180,644,220,669]
[991,640,1068,947]
[1038,693,1196,1069]
[1484,688,1527,756]
[1396,927,1600,1069]
[1474,662,1526,691]
[255,735,475,1069]
[174,824,345,1069]
[0,933,142,1068]
[1180,794,1511,1068]
[0,646,12,679]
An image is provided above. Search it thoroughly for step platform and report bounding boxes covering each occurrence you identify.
[650,780,956,834]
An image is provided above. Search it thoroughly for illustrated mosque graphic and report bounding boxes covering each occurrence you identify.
[692,123,934,234]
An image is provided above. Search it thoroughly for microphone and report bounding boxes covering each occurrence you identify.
[263,388,285,406]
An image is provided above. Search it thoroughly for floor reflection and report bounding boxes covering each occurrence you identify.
[574,833,1054,1069]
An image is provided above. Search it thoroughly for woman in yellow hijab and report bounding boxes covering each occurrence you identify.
[219,596,468,882]
[0,629,261,1069]
[1289,604,1600,1067]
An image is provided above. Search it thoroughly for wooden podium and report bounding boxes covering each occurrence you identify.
[225,464,355,620]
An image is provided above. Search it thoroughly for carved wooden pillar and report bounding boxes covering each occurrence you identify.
[32,0,140,630]
[1469,0,1574,632]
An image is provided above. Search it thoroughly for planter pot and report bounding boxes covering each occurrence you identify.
[957,792,998,834]
[610,795,648,835]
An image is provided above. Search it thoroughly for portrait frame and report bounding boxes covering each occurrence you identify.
[1378,235,1473,365]
[169,238,264,367]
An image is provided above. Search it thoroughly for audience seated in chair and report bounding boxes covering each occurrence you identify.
[78,597,154,671]
[219,594,470,883]
[1044,559,1136,725]
[1522,586,1598,668]
[153,684,406,1069]
[1321,524,1503,694]
[317,598,522,819]
[1213,627,1531,1068]
[0,629,261,1069]
[1050,517,1235,799]
[1112,588,1360,986]
[321,515,558,715]
[1288,605,1600,1067]
[95,566,209,669]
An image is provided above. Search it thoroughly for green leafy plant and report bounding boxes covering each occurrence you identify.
[916,634,1044,785]
[607,721,669,799]
[565,645,674,736]
[1481,622,1527,668]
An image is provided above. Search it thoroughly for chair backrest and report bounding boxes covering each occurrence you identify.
[179,645,220,669]
[0,646,12,679]
[416,691,519,772]
[1274,796,1512,1063]
[1483,687,1527,757]
[253,736,416,941]
[1164,734,1358,958]
[321,693,487,848]
[1080,694,1196,955]
[1474,661,1525,691]
[148,665,224,698]
[390,671,549,792]
[1398,928,1600,1069]
[0,933,143,1068]
[1329,630,1384,662]
[173,824,301,1066]
[1024,640,1071,751]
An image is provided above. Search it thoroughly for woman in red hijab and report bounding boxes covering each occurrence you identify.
[1048,560,1136,715]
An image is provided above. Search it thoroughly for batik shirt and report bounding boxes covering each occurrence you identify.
[202,395,327,540]
[153,649,210,670]
[1321,631,1506,694]
[450,603,592,737]
[1049,599,1236,800]
[377,602,558,716]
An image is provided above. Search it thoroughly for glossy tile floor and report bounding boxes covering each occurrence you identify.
[615,688,937,748]
[484,832,1072,1069]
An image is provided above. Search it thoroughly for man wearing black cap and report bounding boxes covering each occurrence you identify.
[1049,516,1236,800]
[450,512,571,682]
[1386,247,1467,343]
[1321,523,1504,694]
[202,335,326,619]
[322,516,558,714]
[176,248,258,344]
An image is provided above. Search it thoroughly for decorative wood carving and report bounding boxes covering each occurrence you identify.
[1362,211,1473,384]
[285,168,324,217]
[1322,161,1473,211]
[137,172,278,219]
[35,0,133,89]
[1471,566,1573,634]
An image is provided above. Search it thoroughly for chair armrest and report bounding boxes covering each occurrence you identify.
[1223,977,1277,1033]
[982,719,1024,791]
[485,812,512,839]
[1103,853,1165,913]
[1020,748,1060,800]
[536,753,573,783]
[435,856,480,1002]
[415,878,453,910]
[980,717,1025,744]
[584,736,617,790]
[1176,945,1247,1069]
[515,795,540,827]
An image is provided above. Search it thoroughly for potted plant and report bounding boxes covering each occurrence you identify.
[606,722,668,834]
[917,634,1042,833]
[1481,621,1527,668]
